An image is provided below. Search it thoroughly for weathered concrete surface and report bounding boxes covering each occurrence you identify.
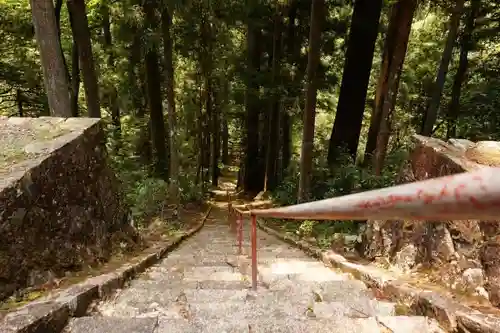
[0,116,135,301]
[64,207,444,333]
[362,135,500,306]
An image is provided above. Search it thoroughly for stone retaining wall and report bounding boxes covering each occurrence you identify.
[363,134,500,306]
[0,117,131,301]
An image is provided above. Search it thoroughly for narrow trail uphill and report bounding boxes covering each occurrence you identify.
[62,191,446,332]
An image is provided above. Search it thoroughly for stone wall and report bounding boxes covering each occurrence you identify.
[0,117,132,301]
[363,135,500,306]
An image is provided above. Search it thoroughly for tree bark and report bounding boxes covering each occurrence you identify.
[373,69,402,174]
[278,0,297,181]
[447,0,480,139]
[30,0,72,117]
[364,0,417,168]
[128,24,152,166]
[281,111,291,173]
[54,0,70,84]
[212,80,220,186]
[203,78,212,183]
[222,115,229,165]
[161,5,180,202]
[265,6,283,192]
[16,89,23,117]
[243,9,263,194]
[129,30,144,117]
[54,0,63,33]
[67,0,101,118]
[70,40,80,117]
[297,0,325,203]
[143,0,168,179]
[102,4,121,131]
[421,0,465,136]
[327,0,383,164]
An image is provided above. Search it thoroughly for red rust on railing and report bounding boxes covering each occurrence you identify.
[237,213,243,255]
[251,214,258,291]
[249,167,500,221]
[227,197,259,290]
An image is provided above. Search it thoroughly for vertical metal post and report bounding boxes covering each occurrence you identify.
[228,202,233,230]
[251,214,257,291]
[237,213,243,255]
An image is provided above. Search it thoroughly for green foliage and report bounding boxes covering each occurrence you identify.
[127,177,170,222]
[1,0,499,231]
[297,220,315,237]
[270,148,407,249]
[104,115,204,224]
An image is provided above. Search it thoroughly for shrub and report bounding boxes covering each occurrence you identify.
[268,148,408,248]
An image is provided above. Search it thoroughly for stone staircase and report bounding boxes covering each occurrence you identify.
[63,208,445,333]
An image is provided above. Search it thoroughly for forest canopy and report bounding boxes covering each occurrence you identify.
[1,0,499,214]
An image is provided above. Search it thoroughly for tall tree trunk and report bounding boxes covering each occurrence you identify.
[243,10,263,194]
[212,80,220,186]
[67,0,101,118]
[421,0,465,136]
[16,89,23,117]
[259,49,272,188]
[447,0,480,139]
[30,0,72,117]
[297,0,325,203]
[222,114,229,165]
[54,0,63,32]
[374,69,402,174]
[102,4,121,132]
[129,25,151,166]
[203,78,212,183]
[143,0,168,179]
[327,0,383,164]
[161,5,180,202]
[281,111,291,173]
[70,40,80,117]
[196,83,204,186]
[54,0,70,84]
[265,7,283,192]
[364,0,417,167]
[129,30,144,117]
[278,0,297,181]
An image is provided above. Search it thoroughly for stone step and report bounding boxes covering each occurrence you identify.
[66,316,158,333]
[161,254,235,266]
[257,261,349,283]
[98,291,396,325]
[67,315,443,333]
[313,300,395,319]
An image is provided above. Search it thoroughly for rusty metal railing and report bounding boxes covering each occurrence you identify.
[227,195,257,291]
[249,167,500,221]
[227,167,500,291]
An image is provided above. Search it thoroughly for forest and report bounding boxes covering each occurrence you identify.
[1,0,499,229]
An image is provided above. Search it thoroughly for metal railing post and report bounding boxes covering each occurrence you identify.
[251,214,257,291]
[228,202,233,232]
[237,213,243,255]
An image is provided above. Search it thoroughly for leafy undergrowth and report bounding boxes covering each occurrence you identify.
[264,150,406,251]
[263,218,362,251]
[0,204,208,314]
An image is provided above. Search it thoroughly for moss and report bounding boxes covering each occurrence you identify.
[0,126,70,171]
[0,290,46,311]
[394,302,412,316]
